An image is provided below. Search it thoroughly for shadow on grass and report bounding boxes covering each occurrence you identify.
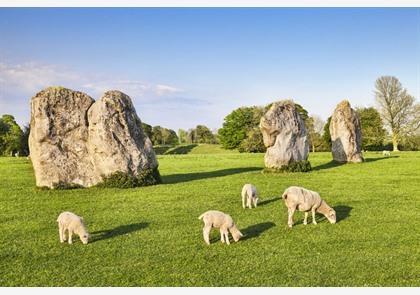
[241,222,276,241]
[162,167,261,184]
[258,197,281,207]
[90,222,149,242]
[165,144,198,155]
[312,156,399,171]
[334,205,352,223]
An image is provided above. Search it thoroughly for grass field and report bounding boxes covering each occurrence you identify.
[0,149,419,286]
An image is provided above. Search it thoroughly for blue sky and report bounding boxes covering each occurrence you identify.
[0,8,419,130]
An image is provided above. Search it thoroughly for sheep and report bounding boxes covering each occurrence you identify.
[241,183,259,209]
[198,210,243,245]
[57,211,89,244]
[281,186,336,228]
[382,150,391,157]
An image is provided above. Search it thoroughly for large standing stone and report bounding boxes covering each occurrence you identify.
[87,91,158,179]
[259,100,309,169]
[29,86,159,188]
[329,100,364,163]
[29,87,96,187]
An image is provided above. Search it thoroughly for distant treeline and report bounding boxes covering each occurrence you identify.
[1,76,419,156]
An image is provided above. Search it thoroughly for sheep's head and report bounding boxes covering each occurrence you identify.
[80,232,89,244]
[326,209,336,224]
[230,225,243,242]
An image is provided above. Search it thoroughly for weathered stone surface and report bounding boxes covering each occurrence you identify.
[29,87,159,188]
[329,100,364,163]
[29,87,95,187]
[259,100,309,169]
[87,91,158,179]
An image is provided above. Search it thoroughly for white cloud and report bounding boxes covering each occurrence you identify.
[0,62,81,94]
[155,84,183,96]
[0,61,211,130]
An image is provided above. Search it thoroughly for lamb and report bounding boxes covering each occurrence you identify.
[241,183,259,209]
[383,150,391,157]
[56,211,89,244]
[281,186,336,228]
[198,210,243,245]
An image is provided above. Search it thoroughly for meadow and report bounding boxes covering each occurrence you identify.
[0,147,419,286]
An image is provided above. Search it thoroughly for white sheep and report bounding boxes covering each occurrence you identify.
[241,183,259,209]
[198,210,243,245]
[281,186,336,228]
[382,150,391,157]
[57,211,89,244]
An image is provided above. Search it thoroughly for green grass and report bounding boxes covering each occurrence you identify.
[0,151,419,286]
[154,144,238,155]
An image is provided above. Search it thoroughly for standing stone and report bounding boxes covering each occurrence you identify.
[87,91,159,180]
[29,86,159,188]
[29,87,96,187]
[259,100,309,169]
[329,100,364,163]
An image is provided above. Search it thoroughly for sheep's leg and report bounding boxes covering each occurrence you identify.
[247,197,252,209]
[242,193,246,209]
[224,230,230,245]
[304,212,308,225]
[59,225,64,243]
[203,225,211,245]
[288,208,296,228]
[220,229,225,243]
[62,228,67,241]
[312,208,317,225]
[253,197,258,208]
[68,230,73,244]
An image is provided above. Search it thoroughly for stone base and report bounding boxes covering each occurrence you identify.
[263,160,312,173]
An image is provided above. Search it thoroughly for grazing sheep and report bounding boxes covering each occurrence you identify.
[383,150,391,157]
[57,211,89,244]
[241,183,259,209]
[198,210,243,245]
[281,186,336,228]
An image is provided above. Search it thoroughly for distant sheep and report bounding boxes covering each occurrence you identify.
[281,186,336,228]
[241,183,259,209]
[57,211,89,244]
[198,210,243,245]
[382,150,391,157]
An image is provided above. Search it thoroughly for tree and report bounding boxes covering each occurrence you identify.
[0,115,23,156]
[151,126,178,145]
[306,115,328,152]
[322,116,332,149]
[375,76,419,151]
[151,126,163,145]
[20,124,30,156]
[238,127,265,153]
[162,128,179,145]
[356,107,386,150]
[141,122,153,139]
[178,129,188,144]
[218,106,264,149]
[195,125,216,144]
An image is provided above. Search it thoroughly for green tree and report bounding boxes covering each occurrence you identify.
[141,122,153,139]
[218,106,264,149]
[0,115,23,156]
[356,107,386,150]
[238,127,265,153]
[151,126,163,145]
[322,116,332,149]
[375,76,419,151]
[306,115,328,152]
[162,128,179,145]
[178,129,188,144]
[195,125,216,144]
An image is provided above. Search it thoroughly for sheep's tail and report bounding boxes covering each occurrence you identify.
[198,213,206,220]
